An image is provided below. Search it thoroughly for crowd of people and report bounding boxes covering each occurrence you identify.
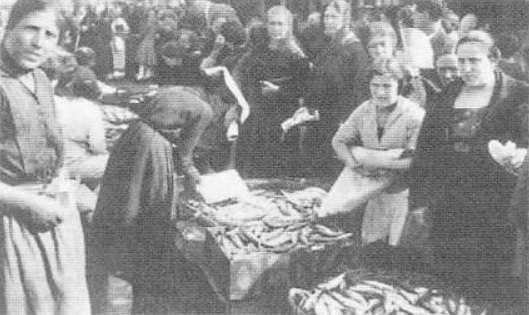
[0,0,528,314]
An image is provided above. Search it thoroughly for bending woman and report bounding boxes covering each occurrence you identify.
[0,0,90,313]
[316,57,425,247]
[91,86,213,314]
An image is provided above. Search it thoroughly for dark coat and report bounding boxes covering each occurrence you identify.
[304,29,370,124]
[234,47,310,177]
[408,72,529,295]
[302,30,370,176]
[409,73,529,208]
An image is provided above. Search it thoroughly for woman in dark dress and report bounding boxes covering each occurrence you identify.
[0,0,90,313]
[302,0,370,177]
[409,30,529,302]
[91,87,214,314]
[235,6,310,178]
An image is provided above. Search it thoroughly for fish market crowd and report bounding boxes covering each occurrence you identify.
[0,0,528,314]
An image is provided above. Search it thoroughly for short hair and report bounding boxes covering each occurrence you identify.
[415,0,445,21]
[456,30,500,59]
[368,57,404,83]
[6,0,64,30]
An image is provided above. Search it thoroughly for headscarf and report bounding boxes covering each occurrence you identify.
[6,0,63,30]
[134,86,211,131]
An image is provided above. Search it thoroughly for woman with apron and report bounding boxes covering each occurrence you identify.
[0,0,90,313]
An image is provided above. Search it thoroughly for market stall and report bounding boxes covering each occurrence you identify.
[175,177,359,314]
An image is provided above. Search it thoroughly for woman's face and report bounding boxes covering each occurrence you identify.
[368,37,395,60]
[324,6,344,37]
[3,10,59,70]
[456,42,495,87]
[370,74,399,107]
[267,11,289,40]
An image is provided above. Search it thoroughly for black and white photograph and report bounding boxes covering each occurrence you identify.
[0,0,527,314]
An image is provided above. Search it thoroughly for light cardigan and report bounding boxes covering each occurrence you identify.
[332,96,425,165]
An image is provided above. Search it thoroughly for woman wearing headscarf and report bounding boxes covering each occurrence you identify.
[302,0,370,177]
[0,0,90,313]
[91,86,213,314]
[235,6,310,178]
[409,30,529,301]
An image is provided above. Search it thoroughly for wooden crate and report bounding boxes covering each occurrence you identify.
[204,227,290,301]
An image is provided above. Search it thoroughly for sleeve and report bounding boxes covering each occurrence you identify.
[86,103,108,154]
[406,106,426,149]
[407,108,444,209]
[179,103,214,173]
[332,104,365,165]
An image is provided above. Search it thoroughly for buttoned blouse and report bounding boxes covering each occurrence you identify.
[333,96,425,154]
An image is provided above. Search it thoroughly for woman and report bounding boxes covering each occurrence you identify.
[0,0,90,313]
[91,86,214,314]
[302,0,370,177]
[135,9,157,81]
[315,58,425,247]
[110,8,129,79]
[409,30,529,301]
[235,6,310,178]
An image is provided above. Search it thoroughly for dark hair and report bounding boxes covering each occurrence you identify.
[6,0,63,30]
[220,21,246,46]
[495,33,520,59]
[71,79,101,100]
[367,57,405,93]
[415,0,445,21]
[456,30,501,59]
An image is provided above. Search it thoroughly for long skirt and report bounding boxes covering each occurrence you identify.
[0,184,90,315]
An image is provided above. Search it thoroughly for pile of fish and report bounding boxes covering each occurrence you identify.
[290,272,482,315]
[212,221,353,255]
[186,187,328,227]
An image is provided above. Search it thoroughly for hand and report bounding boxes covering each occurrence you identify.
[19,195,67,233]
[260,81,280,95]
